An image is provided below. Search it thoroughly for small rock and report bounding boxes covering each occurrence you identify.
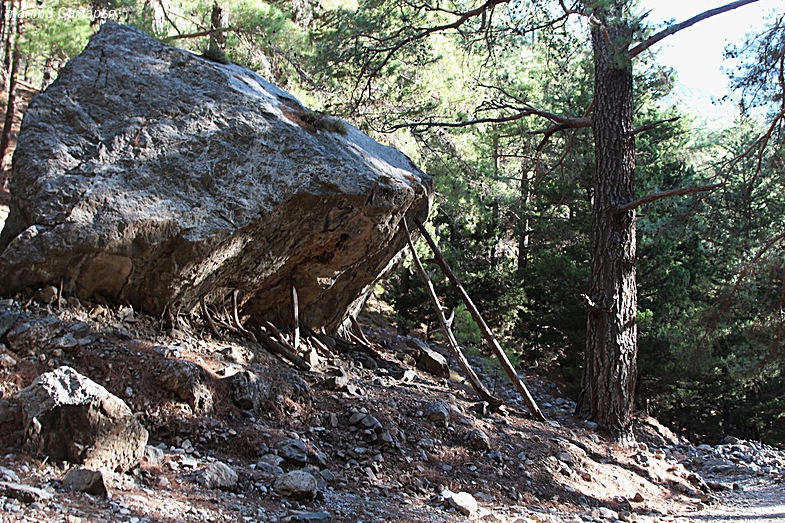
[154,360,213,415]
[0,352,17,368]
[416,346,450,378]
[466,429,492,451]
[273,470,318,500]
[289,511,332,523]
[197,461,238,490]
[423,400,450,426]
[62,468,108,497]
[277,439,309,465]
[591,507,619,520]
[447,491,478,516]
[35,286,59,305]
[0,481,53,503]
[144,445,165,466]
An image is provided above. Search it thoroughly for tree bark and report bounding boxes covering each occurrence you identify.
[576,4,638,443]
[0,7,18,178]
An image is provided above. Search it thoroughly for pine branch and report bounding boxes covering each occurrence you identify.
[629,0,762,59]
[616,183,724,213]
[627,117,680,137]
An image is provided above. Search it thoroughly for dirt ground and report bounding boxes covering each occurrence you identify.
[0,293,782,523]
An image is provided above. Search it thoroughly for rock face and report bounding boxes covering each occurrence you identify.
[14,366,148,472]
[0,22,431,331]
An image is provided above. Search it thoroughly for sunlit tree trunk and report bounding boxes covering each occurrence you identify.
[576,4,638,443]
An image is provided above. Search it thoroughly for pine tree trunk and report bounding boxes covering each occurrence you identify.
[576,11,638,443]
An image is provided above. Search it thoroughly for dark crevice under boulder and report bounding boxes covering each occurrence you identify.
[0,22,431,331]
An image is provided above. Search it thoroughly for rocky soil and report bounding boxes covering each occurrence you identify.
[0,291,784,523]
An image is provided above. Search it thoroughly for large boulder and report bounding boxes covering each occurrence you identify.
[15,366,148,472]
[0,22,431,330]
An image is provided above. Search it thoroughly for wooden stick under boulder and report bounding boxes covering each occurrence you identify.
[414,217,546,421]
[232,290,257,342]
[200,296,222,339]
[253,323,311,372]
[403,219,503,410]
[292,283,300,351]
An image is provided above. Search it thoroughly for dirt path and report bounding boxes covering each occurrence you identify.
[681,481,785,522]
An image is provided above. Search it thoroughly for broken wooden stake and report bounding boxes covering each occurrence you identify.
[231,290,257,342]
[413,216,547,422]
[292,283,300,351]
[253,323,311,372]
[403,219,503,410]
[200,296,222,339]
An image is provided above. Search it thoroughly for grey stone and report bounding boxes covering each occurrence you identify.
[0,310,22,339]
[0,352,17,368]
[0,481,53,503]
[423,400,450,426]
[0,467,19,482]
[0,22,431,332]
[273,470,318,500]
[416,346,450,378]
[446,491,478,516]
[466,429,492,451]
[289,511,332,523]
[591,507,619,520]
[14,366,148,472]
[154,359,213,415]
[144,445,165,466]
[277,439,309,465]
[226,370,268,411]
[255,461,284,477]
[197,461,238,490]
[62,468,108,497]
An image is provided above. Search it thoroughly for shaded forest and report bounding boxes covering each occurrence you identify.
[1,0,783,445]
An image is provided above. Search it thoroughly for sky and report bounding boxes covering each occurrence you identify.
[638,0,782,126]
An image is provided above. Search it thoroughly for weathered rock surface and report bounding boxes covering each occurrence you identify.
[274,470,319,500]
[196,461,238,490]
[14,366,148,472]
[0,22,431,331]
[154,359,214,414]
[0,481,53,503]
[62,468,108,497]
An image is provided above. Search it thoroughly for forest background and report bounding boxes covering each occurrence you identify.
[1,0,783,446]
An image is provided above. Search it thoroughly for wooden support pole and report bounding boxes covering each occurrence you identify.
[403,219,503,409]
[253,322,312,372]
[292,284,300,351]
[232,290,257,342]
[414,217,547,421]
[200,296,222,339]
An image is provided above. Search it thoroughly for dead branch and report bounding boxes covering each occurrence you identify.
[615,183,724,213]
[627,117,680,137]
[200,296,222,339]
[403,219,503,409]
[629,0,763,59]
[388,109,590,132]
[308,333,335,357]
[166,26,233,41]
[346,330,382,359]
[292,284,300,351]
[252,324,312,371]
[232,290,257,342]
[350,315,372,347]
[414,217,545,421]
[263,320,297,352]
